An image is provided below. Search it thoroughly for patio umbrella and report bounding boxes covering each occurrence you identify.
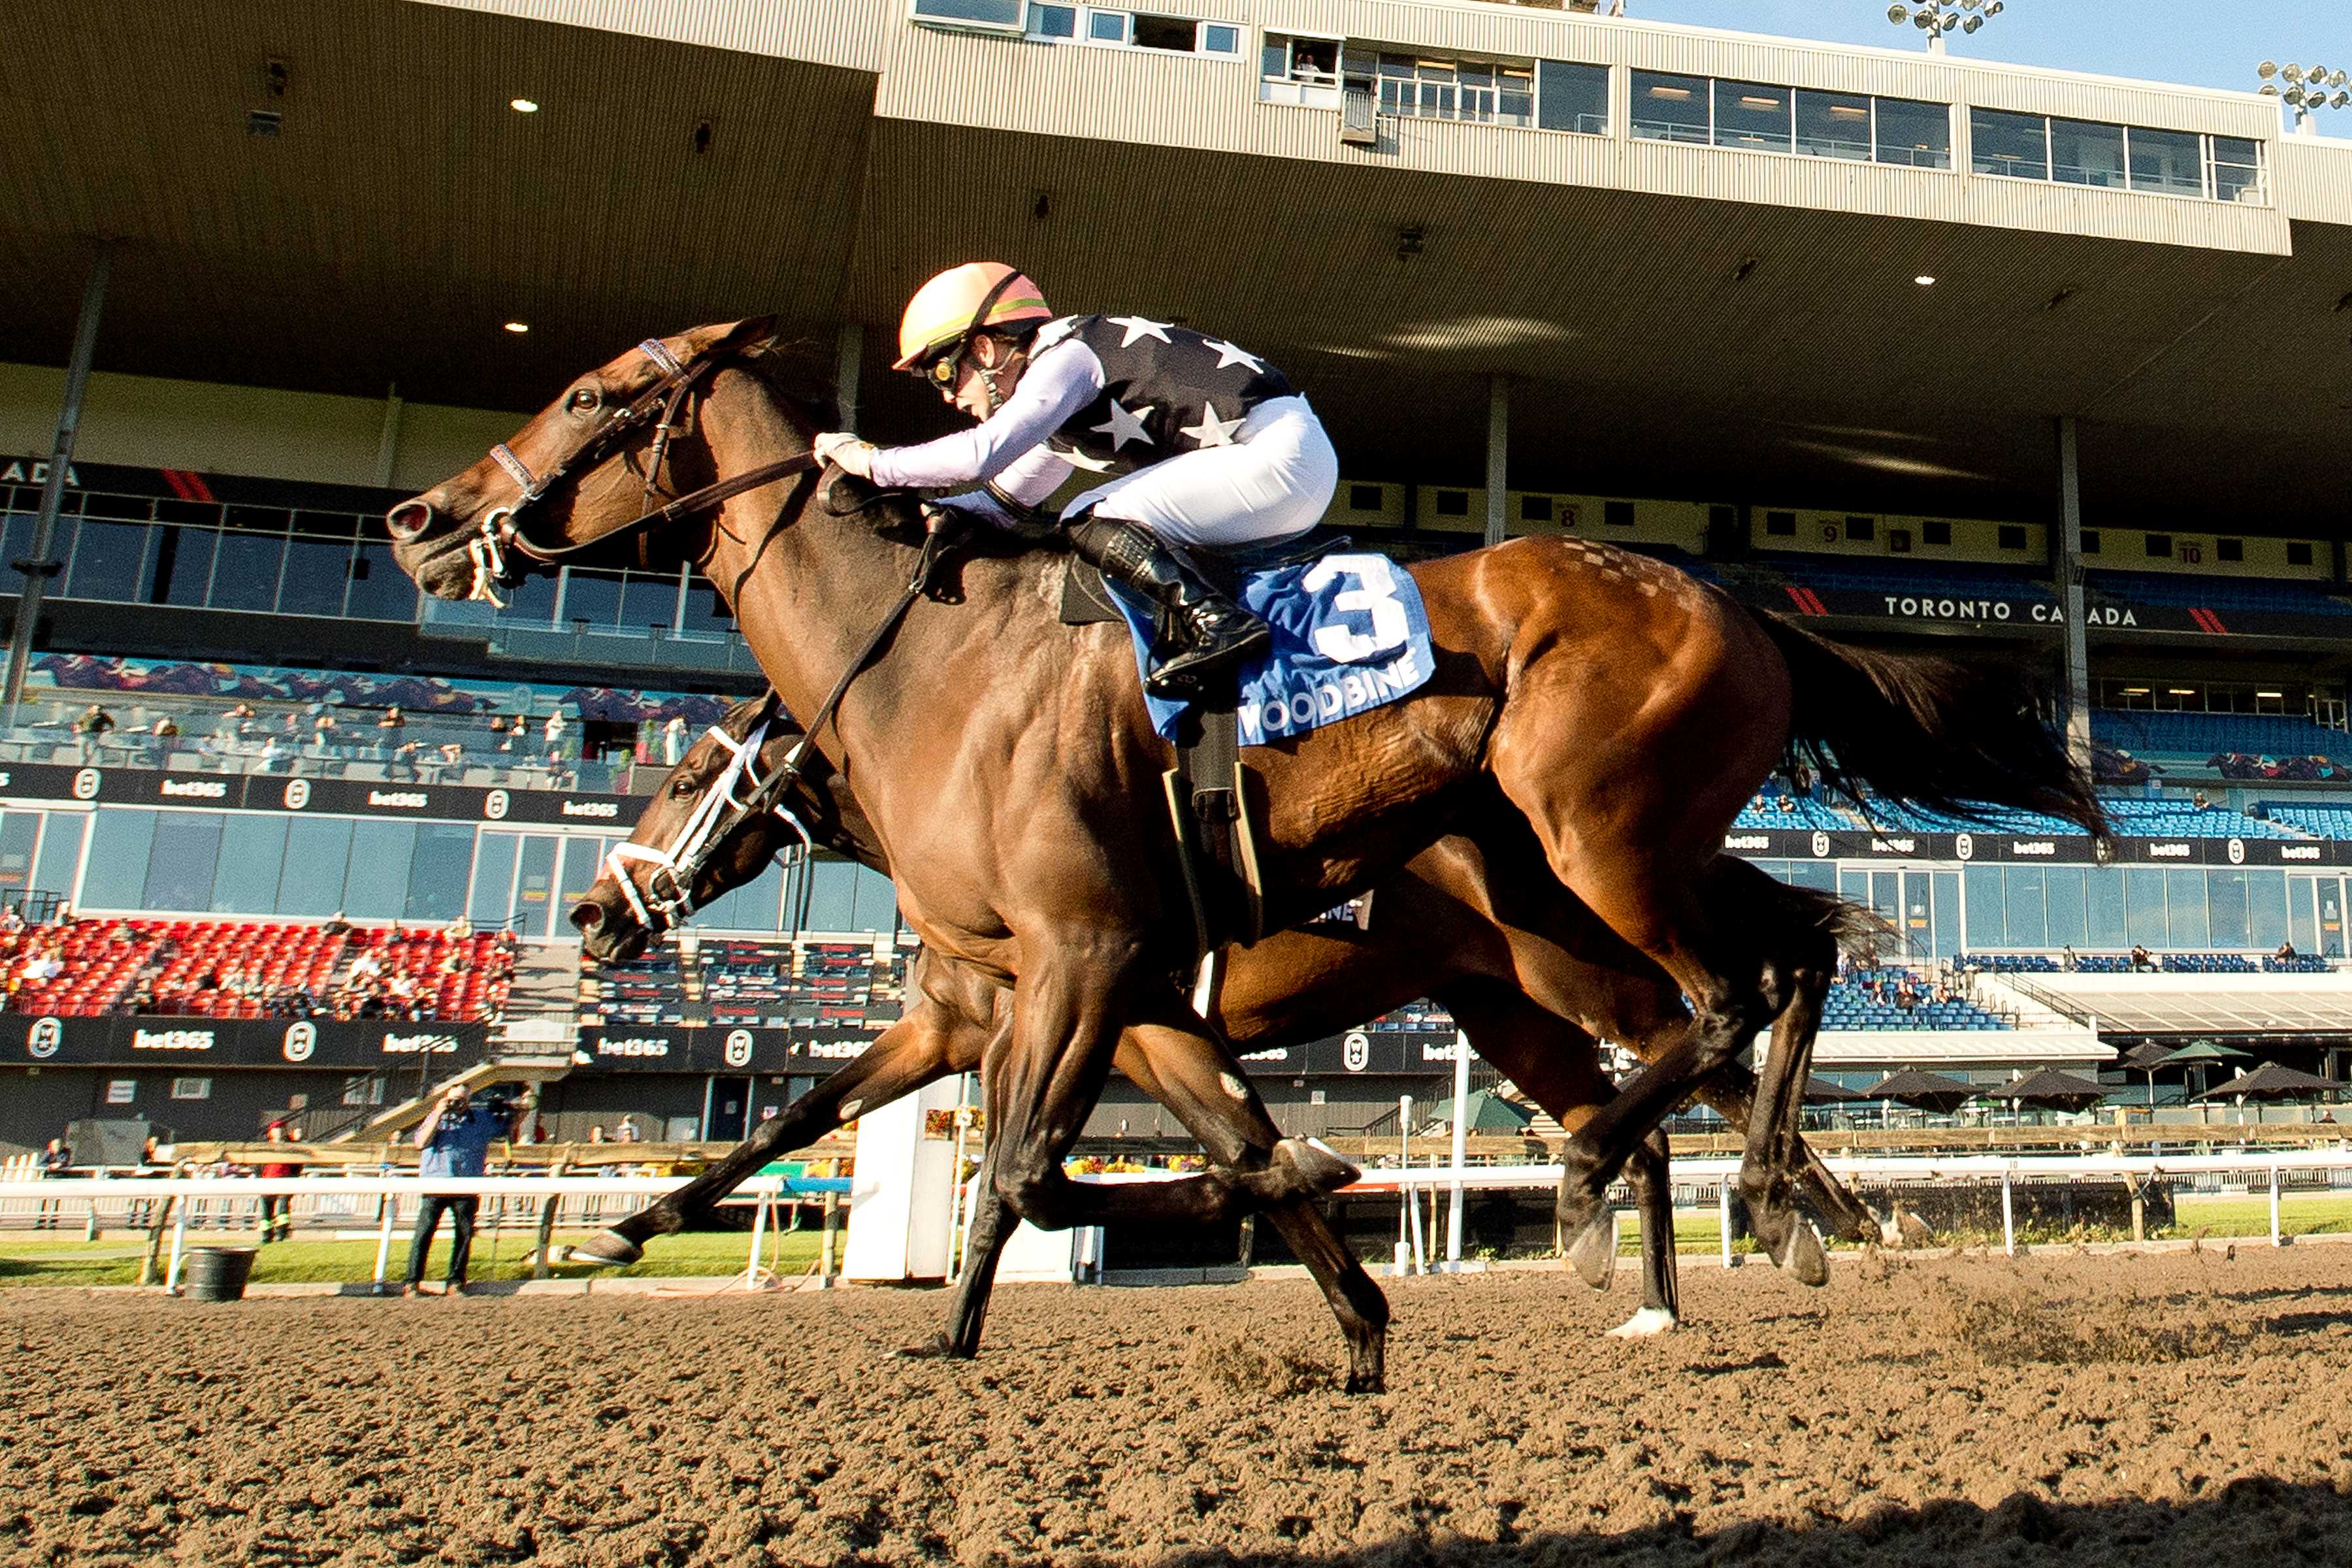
[1867,1069,1978,1115]
[1803,1075,1869,1104]
[1990,1069,2110,1110]
[2119,1042,2176,1107]
[2155,1039,2253,1100]
[2195,1063,2347,1103]
[1422,1088,1535,1133]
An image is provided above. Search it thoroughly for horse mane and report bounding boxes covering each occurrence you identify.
[734,337,845,429]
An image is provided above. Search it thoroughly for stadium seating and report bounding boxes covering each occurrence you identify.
[1958,949,2328,975]
[1733,796,1864,831]
[2094,708,2351,765]
[1824,968,2010,1030]
[2260,803,2352,840]
[2083,570,2352,619]
[2095,798,2299,840]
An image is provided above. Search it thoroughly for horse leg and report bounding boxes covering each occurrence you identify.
[1732,941,1832,1285]
[572,994,983,1264]
[1692,1066,1878,1244]
[1609,1129,1679,1338]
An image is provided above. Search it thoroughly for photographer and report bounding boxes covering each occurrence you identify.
[400,1083,525,1298]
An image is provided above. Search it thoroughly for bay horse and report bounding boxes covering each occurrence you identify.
[568,697,1878,1345]
[387,321,2100,1382]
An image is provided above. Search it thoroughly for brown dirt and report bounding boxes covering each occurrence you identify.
[6,1246,2352,1567]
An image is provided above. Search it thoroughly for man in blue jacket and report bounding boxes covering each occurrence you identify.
[402,1084,523,1297]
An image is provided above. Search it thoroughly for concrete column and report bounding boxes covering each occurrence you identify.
[374,384,405,489]
[3,245,110,730]
[1482,374,1510,547]
[2053,415,2091,768]
[835,321,864,432]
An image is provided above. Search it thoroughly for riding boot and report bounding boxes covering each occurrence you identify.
[1066,513,1270,698]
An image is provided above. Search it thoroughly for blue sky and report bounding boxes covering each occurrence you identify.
[1622,1,2352,137]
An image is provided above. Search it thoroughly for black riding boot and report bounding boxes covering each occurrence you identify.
[1066,513,1271,698]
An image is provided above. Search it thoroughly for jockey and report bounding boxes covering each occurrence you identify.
[813,262,1338,698]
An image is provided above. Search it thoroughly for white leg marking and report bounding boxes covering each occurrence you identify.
[839,1099,863,1121]
[1218,1072,1249,1102]
[1607,1306,1679,1339]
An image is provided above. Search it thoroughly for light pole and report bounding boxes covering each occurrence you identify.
[2259,61,2349,134]
[1887,0,2004,55]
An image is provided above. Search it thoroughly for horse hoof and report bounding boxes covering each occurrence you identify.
[1343,1370,1385,1396]
[896,1334,958,1361]
[1776,1218,1829,1287]
[1606,1305,1679,1339]
[1563,1211,1616,1290]
[565,1231,643,1267]
[1273,1136,1360,1195]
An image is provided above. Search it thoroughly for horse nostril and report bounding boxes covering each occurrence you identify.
[568,901,604,935]
[385,499,436,542]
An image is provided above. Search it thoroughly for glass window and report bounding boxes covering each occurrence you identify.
[1630,71,1708,144]
[0,812,35,900]
[2003,867,2047,949]
[1086,9,1128,42]
[2247,869,2287,952]
[1794,90,1870,161]
[1271,37,1337,84]
[2212,135,2265,203]
[345,542,418,622]
[852,866,901,933]
[802,859,861,934]
[469,832,519,928]
[911,0,1022,25]
[278,537,353,617]
[81,808,157,910]
[703,859,785,934]
[2050,118,2126,188]
[555,836,604,920]
[277,817,354,917]
[31,811,83,905]
[2164,868,2209,949]
[2208,868,2250,950]
[143,811,223,911]
[211,814,291,913]
[153,526,218,608]
[1874,97,1951,169]
[209,531,286,612]
[1029,3,1075,36]
[617,571,680,636]
[678,581,734,636]
[2042,867,2087,950]
[1536,59,1608,135]
[340,821,416,919]
[2085,866,2128,949]
[2123,866,2167,947]
[2128,125,2203,196]
[64,518,154,603]
[1971,108,2049,179]
[1931,870,1961,959]
[512,835,559,938]
[1963,865,2005,947]
[1713,80,1790,152]
[560,568,623,629]
[1131,14,1196,51]
[1200,22,1239,55]
[406,824,476,923]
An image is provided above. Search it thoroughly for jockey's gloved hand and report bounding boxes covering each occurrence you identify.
[812,432,878,478]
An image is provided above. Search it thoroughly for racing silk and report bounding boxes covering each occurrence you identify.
[867,315,1296,523]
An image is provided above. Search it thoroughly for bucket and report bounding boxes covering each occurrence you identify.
[183,1246,258,1302]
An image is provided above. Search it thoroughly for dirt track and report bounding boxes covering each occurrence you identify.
[6,1245,2352,1566]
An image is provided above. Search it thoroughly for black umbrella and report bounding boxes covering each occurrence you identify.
[1990,1069,2109,1110]
[1869,1069,1978,1115]
[2195,1063,2347,1103]
[1803,1075,1869,1105]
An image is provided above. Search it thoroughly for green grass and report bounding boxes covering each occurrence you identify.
[2171,1192,2352,1239]
[0,1227,825,1288]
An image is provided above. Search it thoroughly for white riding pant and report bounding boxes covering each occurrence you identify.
[1061,396,1338,549]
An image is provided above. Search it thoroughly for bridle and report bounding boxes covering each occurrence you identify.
[456,336,819,607]
[600,693,817,935]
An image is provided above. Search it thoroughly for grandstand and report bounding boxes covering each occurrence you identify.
[5,0,2352,1154]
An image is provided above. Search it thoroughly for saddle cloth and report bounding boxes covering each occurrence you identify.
[1069,534,1437,743]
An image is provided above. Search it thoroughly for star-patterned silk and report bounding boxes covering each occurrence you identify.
[1039,314,1294,476]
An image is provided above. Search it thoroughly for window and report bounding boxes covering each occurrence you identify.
[2129,126,2202,197]
[1605,499,1635,529]
[1765,510,1796,536]
[1347,483,1383,511]
[2287,541,2314,566]
[1874,97,1951,169]
[2144,533,2172,558]
[1922,519,1952,546]
[1535,59,1608,135]
[344,1074,387,1108]
[171,1077,211,1102]
[1435,491,1469,517]
[1086,9,1128,43]
[1997,524,2027,551]
[1199,23,1239,56]
[2212,136,2266,203]
[1971,108,2050,180]
[2050,118,2125,188]
[1364,53,1533,127]
[1844,515,1876,543]
[1630,71,1708,144]
[1266,36,1337,85]
[1131,14,1196,50]
[1028,5,1075,37]
[106,1080,135,1106]
[911,0,1022,27]
[2080,529,2100,555]
[1793,89,1870,161]
[2217,537,2242,563]
[144,811,224,911]
[1889,528,1912,553]
[1714,80,1791,153]
[1519,494,1552,522]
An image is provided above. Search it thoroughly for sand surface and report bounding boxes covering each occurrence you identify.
[6,1245,2352,1565]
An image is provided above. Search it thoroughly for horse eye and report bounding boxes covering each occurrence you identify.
[568,387,601,414]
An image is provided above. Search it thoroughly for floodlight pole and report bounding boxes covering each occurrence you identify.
[2053,415,2091,772]
[3,244,110,732]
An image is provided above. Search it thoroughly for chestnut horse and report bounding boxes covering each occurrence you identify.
[389,321,2099,1384]
[569,698,1882,1346]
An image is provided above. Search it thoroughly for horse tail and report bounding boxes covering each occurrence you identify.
[1754,610,2108,838]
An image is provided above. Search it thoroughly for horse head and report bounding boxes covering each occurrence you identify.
[387,317,778,604]
[570,694,885,963]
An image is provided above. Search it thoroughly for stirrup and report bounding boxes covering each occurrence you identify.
[1147,619,1271,698]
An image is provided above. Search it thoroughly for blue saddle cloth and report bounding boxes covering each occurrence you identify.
[1105,547,1435,743]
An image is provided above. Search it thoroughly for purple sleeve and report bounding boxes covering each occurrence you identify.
[867,339,1103,491]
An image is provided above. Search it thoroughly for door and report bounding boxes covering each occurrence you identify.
[513,834,560,938]
[706,1076,751,1141]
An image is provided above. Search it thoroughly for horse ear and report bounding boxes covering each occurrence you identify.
[685,316,776,357]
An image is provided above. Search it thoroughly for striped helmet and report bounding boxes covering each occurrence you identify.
[892,263,1053,373]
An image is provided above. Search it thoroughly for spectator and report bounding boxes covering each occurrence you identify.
[73,704,116,763]
[542,709,568,767]
[150,713,182,764]
[36,1135,72,1229]
[2277,940,2298,961]
[310,710,340,759]
[401,1085,522,1298]
[2130,944,2153,972]
[662,713,689,767]
[2060,944,2078,972]
[349,945,382,980]
[375,706,406,760]
[391,738,424,781]
[2191,790,2210,811]
[257,1121,300,1243]
[322,910,354,938]
[613,1115,643,1144]
[256,732,285,774]
[497,714,527,755]
[0,905,22,937]
[587,1124,608,1144]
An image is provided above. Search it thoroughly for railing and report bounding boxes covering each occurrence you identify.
[0,721,641,794]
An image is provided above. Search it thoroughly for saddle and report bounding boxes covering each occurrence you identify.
[1061,527,1357,968]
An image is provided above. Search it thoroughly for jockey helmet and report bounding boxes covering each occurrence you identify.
[892,263,1052,380]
